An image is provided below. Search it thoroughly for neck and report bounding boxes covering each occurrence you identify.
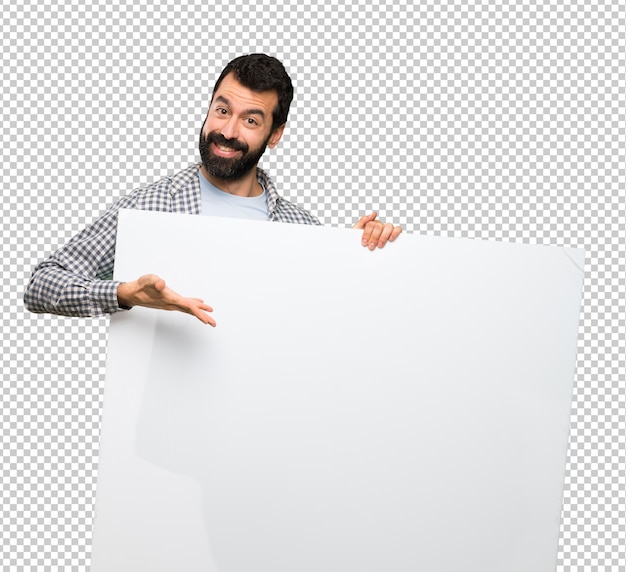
[199,165,262,198]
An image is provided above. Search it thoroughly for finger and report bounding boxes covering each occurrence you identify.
[184,299,216,326]
[153,278,167,293]
[139,273,160,287]
[197,307,217,327]
[186,298,213,312]
[138,274,167,296]
[179,302,214,325]
[353,212,378,230]
[360,218,378,246]
[193,309,217,327]
[390,226,402,242]
[189,297,212,307]
[376,224,403,248]
[366,221,385,250]
[375,223,395,249]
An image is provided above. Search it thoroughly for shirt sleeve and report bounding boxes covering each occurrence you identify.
[23,192,139,318]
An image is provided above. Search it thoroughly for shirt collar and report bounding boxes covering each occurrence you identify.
[170,163,281,217]
[255,166,281,217]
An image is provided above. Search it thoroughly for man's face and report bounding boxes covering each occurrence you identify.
[199,73,285,181]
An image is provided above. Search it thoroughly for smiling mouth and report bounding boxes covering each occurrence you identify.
[213,141,244,154]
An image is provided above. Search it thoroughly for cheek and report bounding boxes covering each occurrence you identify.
[201,115,215,136]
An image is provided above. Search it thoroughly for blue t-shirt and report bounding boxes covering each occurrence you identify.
[199,170,268,221]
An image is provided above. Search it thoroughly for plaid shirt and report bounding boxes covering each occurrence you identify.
[24,163,321,317]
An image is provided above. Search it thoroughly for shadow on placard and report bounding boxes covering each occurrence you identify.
[134,314,225,569]
[134,313,311,572]
[133,309,402,572]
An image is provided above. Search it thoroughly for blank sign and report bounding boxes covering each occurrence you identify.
[90,209,584,572]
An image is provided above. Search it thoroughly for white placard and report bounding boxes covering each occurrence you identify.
[90,209,584,572]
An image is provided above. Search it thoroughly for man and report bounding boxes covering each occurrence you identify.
[24,54,401,326]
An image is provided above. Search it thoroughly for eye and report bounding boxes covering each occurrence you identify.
[214,107,228,115]
[245,117,258,126]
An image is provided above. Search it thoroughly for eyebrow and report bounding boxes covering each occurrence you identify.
[214,95,266,120]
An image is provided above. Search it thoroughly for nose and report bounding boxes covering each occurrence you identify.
[220,116,239,141]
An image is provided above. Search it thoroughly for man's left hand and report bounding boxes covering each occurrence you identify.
[353,212,402,250]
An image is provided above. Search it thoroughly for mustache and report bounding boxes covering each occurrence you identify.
[204,131,248,153]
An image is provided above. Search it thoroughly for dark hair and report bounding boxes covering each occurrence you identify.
[212,54,294,131]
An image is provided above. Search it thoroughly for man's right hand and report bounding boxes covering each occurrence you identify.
[117,274,216,326]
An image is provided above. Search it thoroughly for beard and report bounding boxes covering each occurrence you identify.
[199,127,270,181]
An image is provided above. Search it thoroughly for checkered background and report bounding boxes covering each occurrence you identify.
[1,0,624,569]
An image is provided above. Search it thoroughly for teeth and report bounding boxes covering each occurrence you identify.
[217,145,237,152]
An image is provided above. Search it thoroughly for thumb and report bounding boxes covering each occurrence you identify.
[138,273,166,292]
[353,211,378,229]
[153,277,167,292]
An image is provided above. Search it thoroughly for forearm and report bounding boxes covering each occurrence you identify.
[24,261,124,318]
[23,189,142,318]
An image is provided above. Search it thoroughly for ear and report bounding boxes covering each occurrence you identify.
[267,123,286,149]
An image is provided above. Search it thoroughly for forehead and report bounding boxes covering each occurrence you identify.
[212,73,278,115]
